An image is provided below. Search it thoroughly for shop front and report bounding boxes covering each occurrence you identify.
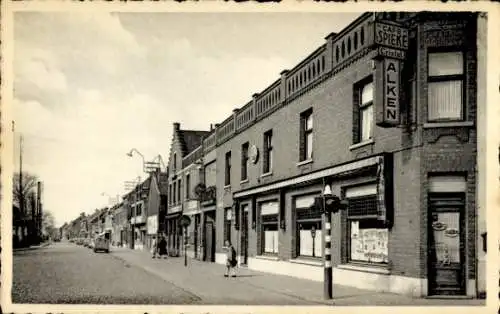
[184,200,202,260]
[146,215,158,251]
[166,204,182,256]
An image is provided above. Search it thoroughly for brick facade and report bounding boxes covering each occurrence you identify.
[167,12,483,298]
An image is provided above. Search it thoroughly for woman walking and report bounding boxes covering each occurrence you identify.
[224,240,237,277]
[151,235,158,258]
[158,235,168,259]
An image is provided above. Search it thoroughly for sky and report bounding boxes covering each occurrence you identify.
[12,11,361,227]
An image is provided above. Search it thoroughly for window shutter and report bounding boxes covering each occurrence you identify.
[376,153,394,228]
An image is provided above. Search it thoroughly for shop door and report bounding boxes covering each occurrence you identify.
[241,211,249,265]
[428,195,466,296]
[204,221,215,262]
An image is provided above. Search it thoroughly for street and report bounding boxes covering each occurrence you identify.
[12,241,200,304]
[12,241,488,306]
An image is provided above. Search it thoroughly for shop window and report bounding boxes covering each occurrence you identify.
[299,109,313,161]
[295,195,322,258]
[224,208,232,244]
[260,202,279,255]
[427,51,464,122]
[263,130,273,174]
[241,142,249,181]
[225,151,231,186]
[345,184,388,265]
[348,218,388,264]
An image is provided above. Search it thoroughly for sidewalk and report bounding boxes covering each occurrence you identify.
[13,241,50,252]
[109,247,486,306]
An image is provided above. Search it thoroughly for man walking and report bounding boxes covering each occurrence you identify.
[158,235,168,259]
[224,240,237,277]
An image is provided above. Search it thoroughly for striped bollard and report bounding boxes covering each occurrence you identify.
[324,212,333,300]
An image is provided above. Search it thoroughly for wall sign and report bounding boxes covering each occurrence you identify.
[376,58,401,127]
[250,145,259,164]
[375,22,409,50]
[378,46,406,60]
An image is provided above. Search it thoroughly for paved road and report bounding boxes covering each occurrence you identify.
[12,242,200,304]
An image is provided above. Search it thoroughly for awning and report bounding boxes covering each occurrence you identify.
[165,212,182,219]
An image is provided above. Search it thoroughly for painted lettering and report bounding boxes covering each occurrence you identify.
[375,22,409,50]
[383,58,400,125]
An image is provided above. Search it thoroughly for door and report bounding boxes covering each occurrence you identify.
[241,211,249,265]
[428,195,466,296]
[204,221,215,262]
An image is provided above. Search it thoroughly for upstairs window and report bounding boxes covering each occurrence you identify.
[263,130,273,174]
[241,142,249,181]
[359,81,374,143]
[185,174,190,200]
[225,151,232,186]
[172,153,177,173]
[300,109,313,161]
[427,51,464,121]
[177,179,181,203]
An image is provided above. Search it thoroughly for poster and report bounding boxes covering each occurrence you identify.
[350,221,388,263]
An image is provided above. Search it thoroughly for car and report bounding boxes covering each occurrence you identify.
[93,232,110,253]
[83,238,90,247]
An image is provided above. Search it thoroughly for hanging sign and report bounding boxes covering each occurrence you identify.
[376,58,401,127]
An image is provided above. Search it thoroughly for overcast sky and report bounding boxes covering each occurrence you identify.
[13,11,361,227]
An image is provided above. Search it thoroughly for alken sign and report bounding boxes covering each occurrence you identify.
[383,59,400,124]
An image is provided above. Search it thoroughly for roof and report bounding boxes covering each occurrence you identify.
[179,130,209,157]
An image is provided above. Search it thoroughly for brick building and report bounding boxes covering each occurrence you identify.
[166,123,209,256]
[165,12,486,297]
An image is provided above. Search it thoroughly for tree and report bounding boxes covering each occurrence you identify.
[13,172,38,214]
[42,210,56,237]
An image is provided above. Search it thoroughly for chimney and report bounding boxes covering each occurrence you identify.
[173,122,180,132]
[215,124,220,128]
[210,124,213,131]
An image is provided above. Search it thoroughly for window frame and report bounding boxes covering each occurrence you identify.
[358,80,374,143]
[241,142,249,181]
[263,130,273,174]
[300,109,313,162]
[426,49,466,122]
[177,179,181,204]
[225,151,232,186]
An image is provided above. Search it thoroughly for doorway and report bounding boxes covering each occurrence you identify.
[204,220,215,262]
[241,210,249,266]
[428,194,466,296]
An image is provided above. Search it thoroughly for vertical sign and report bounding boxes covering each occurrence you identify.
[376,58,400,127]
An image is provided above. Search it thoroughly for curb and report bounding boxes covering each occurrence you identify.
[13,242,50,252]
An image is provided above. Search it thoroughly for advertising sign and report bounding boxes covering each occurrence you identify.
[375,22,409,50]
[376,58,400,127]
[147,215,158,235]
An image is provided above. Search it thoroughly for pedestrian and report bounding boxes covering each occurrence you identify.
[158,235,168,259]
[151,235,158,258]
[224,240,237,277]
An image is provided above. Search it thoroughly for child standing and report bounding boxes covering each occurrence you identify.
[224,240,237,277]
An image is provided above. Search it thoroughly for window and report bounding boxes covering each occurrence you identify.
[224,208,232,244]
[358,81,374,143]
[225,151,232,186]
[427,51,464,121]
[300,109,313,161]
[263,130,273,174]
[295,195,322,258]
[260,201,279,255]
[177,179,181,203]
[173,182,176,204]
[241,142,249,181]
[185,174,190,199]
[136,203,142,216]
[169,184,172,205]
[345,184,388,265]
[172,153,177,173]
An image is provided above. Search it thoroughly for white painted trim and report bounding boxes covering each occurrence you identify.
[345,183,377,198]
[429,176,467,193]
[260,172,273,178]
[423,121,474,129]
[349,139,375,150]
[234,155,383,198]
[296,159,313,167]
